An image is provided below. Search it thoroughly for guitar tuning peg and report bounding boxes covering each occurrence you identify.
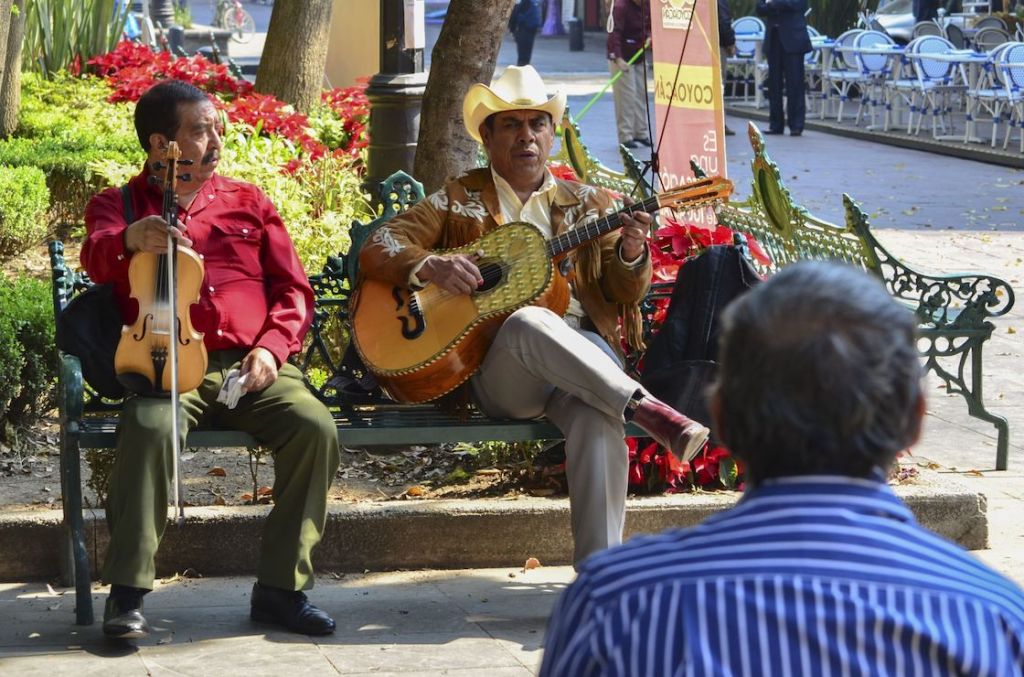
[151,161,166,171]
[177,173,192,182]
[178,159,194,166]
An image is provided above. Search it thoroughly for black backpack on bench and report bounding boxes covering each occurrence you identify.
[54,186,133,400]
[639,245,760,431]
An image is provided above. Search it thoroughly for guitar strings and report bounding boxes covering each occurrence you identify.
[404,196,722,313]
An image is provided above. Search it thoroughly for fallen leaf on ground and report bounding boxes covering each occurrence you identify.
[257,486,273,497]
[46,584,59,596]
[213,495,226,506]
[207,467,227,477]
[523,557,541,571]
[529,488,556,497]
[966,470,984,477]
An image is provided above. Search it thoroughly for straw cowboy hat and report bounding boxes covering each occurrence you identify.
[462,65,567,144]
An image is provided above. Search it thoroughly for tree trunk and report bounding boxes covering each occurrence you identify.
[0,0,12,111]
[0,0,26,138]
[255,0,334,113]
[414,0,516,193]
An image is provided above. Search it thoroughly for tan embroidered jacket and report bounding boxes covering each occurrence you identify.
[358,168,652,355]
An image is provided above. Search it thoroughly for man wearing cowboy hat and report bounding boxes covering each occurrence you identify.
[359,65,709,566]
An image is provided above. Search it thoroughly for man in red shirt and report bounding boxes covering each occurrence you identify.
[82,80,340,640]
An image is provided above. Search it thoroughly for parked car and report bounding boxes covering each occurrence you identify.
[873,0,968,44]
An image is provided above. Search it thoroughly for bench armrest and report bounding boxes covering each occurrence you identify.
[59,353,85,429]
[844,195,1016,330]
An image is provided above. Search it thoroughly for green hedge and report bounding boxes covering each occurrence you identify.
[0,165,50,263]
[0,275,57,442]
[0,73,142,230]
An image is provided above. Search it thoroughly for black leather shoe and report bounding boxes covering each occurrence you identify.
[103,592,150,640]
[763,128,785,135]
[251,582,336,635]
[724,125,736,136]
[622,139,639,149]
[633,137,652,146]
[790,129,803,136]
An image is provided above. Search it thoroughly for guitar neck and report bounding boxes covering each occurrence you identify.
[546,195,662,258]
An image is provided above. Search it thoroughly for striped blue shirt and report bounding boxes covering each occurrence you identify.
[540,475,1024,676]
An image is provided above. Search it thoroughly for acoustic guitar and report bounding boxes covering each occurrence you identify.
[350,176,733,403]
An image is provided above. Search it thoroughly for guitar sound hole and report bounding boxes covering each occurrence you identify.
[476,261,507,294]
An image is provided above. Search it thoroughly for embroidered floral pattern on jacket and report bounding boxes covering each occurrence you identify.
[371,226,404,257]
[427,189,449,211]
[449,192,487,222]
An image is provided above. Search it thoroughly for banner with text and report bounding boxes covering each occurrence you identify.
[650,0,726,226]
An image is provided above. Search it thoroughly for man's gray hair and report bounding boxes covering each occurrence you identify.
[709,262,924,484]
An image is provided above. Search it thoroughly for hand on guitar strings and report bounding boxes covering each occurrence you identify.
[238,347,279,394]
[418,253,485,296]
[619,198,653,262]
[124,215,192,254]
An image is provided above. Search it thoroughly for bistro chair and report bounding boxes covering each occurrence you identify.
[997,41,1024,151]
[973,16,1008,32]
[945,22,968,50]
[804,25,826,115]
[974,26,1011,51]
[728,16,764,104]
[912,21,945,39]
[851,30,898,127]
[821,28,865,121]
[965,41,1017,146]
[908,35,962,137]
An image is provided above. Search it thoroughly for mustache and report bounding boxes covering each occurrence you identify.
[202,150,219,165]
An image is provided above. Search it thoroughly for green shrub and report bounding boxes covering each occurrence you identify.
[218,124,370,272]
[0,130,142,229]
[0,275,57,443]
[0,165,50,262]
[2,73,141,229]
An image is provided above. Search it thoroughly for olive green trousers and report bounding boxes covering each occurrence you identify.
[102,350,340,591]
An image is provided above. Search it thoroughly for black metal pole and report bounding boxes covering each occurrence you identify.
[149,0,176,29]
[365,0,428,188]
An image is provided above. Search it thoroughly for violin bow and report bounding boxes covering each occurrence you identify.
[159,142,192,528]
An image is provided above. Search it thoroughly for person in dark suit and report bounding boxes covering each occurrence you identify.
[718,0,736,135]
[509,0,543,67]
[913,0,940,22]
[756,0,812,136]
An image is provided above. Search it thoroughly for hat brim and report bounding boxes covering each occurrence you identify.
[462,83,567,144]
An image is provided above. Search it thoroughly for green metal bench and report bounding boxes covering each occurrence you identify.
[49,171,653,626]
[615,122,1016,472]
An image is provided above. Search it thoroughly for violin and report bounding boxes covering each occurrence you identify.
[115,142,208,395]
[114,141,208,526]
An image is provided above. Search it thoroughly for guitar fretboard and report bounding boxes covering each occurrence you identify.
[546,195,662,258]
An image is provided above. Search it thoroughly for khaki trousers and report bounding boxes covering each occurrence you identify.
[610,60,649,144]
[102,350,341,591]
[470,307,640,566]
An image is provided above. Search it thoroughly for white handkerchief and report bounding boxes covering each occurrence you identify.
[216,370,248,410]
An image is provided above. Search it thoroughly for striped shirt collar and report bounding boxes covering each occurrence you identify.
[705,473,917,527]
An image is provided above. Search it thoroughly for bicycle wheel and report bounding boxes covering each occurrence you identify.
[225,8,256,43]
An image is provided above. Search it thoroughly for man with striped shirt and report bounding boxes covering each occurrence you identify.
[541,262,1024,676]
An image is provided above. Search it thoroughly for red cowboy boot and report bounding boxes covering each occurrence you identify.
[628,394,710,463]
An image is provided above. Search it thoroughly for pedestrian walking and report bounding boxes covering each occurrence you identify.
[607,0,652,149]
[509,0,543,67]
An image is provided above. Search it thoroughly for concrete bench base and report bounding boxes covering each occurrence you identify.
[0,469,986,582]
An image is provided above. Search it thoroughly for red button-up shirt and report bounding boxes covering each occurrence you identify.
[82,170,314,367]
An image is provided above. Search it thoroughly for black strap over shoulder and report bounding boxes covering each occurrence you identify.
[54,184,134,399]
[121,184,135,224]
